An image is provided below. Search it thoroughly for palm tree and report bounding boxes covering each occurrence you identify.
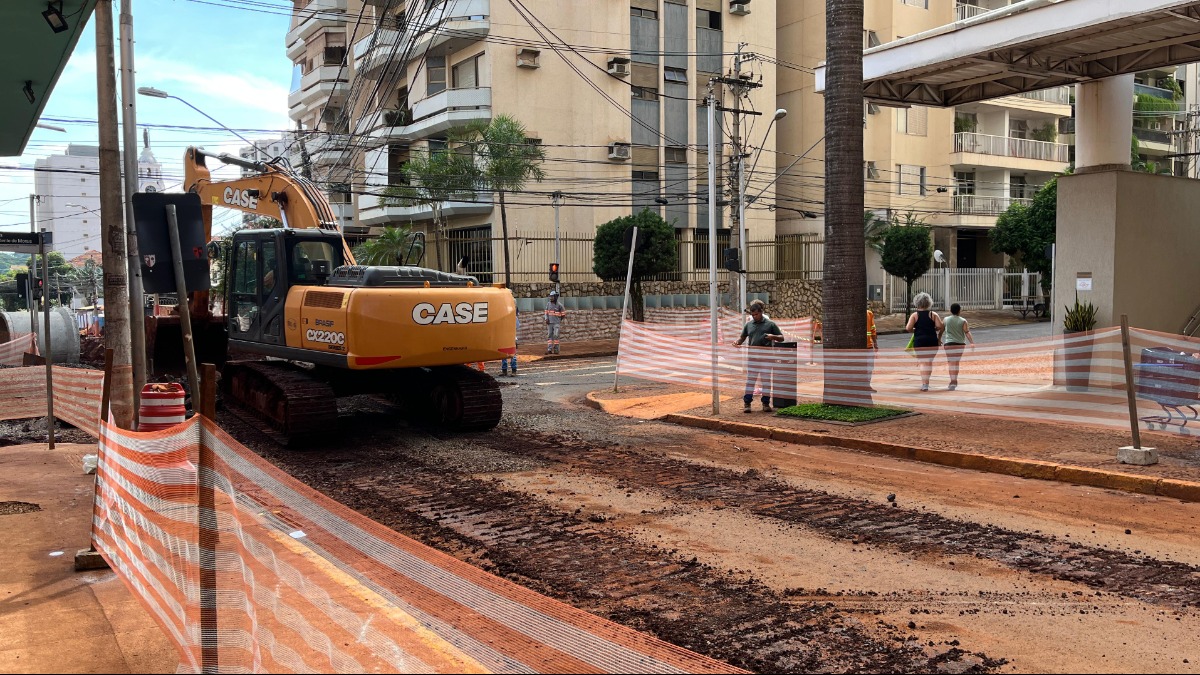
[456,115,547,286]
[383,148,480,270]
[823,0,867,402]
[353,225,424,266]
[863,210,889,254]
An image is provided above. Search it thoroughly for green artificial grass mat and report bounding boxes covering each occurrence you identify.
[775,403,909,423]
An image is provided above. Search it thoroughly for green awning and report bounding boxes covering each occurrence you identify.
[0,1,96,156]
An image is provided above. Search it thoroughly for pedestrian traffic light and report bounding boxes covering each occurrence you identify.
[548,262,560,283]
[32,276,43,300]
[14,272,27,302]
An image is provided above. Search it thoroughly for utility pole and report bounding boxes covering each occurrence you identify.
[96,0,135,428]
[717,44,761,316]
[552,191,562,295]
[28,195,37,338]
[119,0,147,405]
[706,85,720,416]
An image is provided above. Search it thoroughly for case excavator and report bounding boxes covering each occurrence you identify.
[180,147,514,442]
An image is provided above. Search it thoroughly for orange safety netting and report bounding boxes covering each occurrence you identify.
[92,417,744,674]
[0,333,37,365]
[618,319,1200,437]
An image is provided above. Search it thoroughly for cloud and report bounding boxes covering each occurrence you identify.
[136,54,292,130]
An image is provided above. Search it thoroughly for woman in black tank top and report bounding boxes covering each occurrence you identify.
[905,292,944,391]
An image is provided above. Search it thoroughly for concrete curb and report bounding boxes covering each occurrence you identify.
[657,413,1200,504]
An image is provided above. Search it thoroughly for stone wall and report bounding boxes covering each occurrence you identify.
[512,279,822,344]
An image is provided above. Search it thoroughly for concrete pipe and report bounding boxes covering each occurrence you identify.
[0,308,81,364]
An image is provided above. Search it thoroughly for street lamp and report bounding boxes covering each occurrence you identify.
[138,86,255,147]
[739,107,788,314]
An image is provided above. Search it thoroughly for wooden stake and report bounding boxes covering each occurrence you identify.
[1120,315,1142,449]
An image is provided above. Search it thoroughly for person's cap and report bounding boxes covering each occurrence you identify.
[549,291,559,296]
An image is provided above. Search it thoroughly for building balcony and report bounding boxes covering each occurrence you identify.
[1134,126,1172,155]
[353,28,404,80]
[955,2,991,21]
[952,132,1071,168]
[288,66,350,117]
[405,0,489,57]
[1135,82,1181,104]
[355,87,491,146]
[1015,86,1071,105]
[302,132,354,167]
[285,0,348,56]
[357,191,494,227]
[953,194,1032,216]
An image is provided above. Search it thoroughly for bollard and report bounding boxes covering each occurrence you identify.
[138,383,186,431]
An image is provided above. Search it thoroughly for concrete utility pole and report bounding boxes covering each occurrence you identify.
[707,86,720,416]
[96,0,135,428]
[720,44,762,316]
[552,191,562,295]
[119,0,147,405]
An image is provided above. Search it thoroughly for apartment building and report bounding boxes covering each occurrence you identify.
[779,0,1076,293]
[284,0,777,278]
[32,142,164,261]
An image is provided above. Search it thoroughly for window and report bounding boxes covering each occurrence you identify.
[864,161,880,180]
[896,106,927,136]
[1010,175,1028,199]
[452,53,482,89]
[698,8,721,30]
[665,146,687,163]
[633,170,659,180]
[954,171,976,195]
[387,144,409,187]
[1009,119,1029,139]
[900,0,928,7]
[427,55,447,95]
[632,86,659,100]
[664,67,688,83]
[897,164,926,196]
[631,7,657,19]
[863,30,881,48]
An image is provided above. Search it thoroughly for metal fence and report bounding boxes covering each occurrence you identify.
[432,230,826,283]
[887,268,1043,312]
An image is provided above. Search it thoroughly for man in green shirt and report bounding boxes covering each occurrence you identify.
[734,299,784,412]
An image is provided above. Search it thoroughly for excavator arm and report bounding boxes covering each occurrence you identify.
[183,146,357,265]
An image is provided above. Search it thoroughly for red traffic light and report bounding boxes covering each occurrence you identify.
[548,262,560,283]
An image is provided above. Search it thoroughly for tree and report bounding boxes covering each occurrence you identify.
[863,210,890,254]
[383,148,481,270]
[69,259,103,307]
[352,225,424,266]
[455,115,547,286]
[593,209,678,322]
[823,0,867,402]
[990,178,1058,296]
[880,222,933,317]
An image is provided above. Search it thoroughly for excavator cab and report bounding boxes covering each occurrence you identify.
[225,228,344,347]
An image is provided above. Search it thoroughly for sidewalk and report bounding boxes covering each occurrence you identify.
[585,383,1200,503]
[519,310,1041,363]
[0,443,178,673]
[873,308,1043,335]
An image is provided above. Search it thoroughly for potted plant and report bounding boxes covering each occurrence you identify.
[1055,294,1097,389]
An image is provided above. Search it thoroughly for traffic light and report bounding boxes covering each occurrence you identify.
[548,262,560,283]
[14,272,27,303]
[32,276,44,300]
[723,248,742,273]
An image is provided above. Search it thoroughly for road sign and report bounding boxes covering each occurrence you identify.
[0,231,51,254]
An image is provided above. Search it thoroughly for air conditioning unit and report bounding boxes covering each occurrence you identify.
[516,47,540,69]
[730,2,751,15]
[607,57,631,77]
[608,142,632,161]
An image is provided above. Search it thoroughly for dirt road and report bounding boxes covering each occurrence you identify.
[211,363,1200,674]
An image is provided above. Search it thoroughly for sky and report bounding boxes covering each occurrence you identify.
[0,0,295,237]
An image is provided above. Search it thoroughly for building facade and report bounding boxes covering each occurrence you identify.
[285,0,778,279]
[32,141,164,261]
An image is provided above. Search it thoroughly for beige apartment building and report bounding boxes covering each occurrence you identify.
[778,0,1075,296]
[284,0,778,282]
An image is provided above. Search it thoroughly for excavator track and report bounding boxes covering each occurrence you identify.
[402,365,503,432]
[223,361,339,446]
